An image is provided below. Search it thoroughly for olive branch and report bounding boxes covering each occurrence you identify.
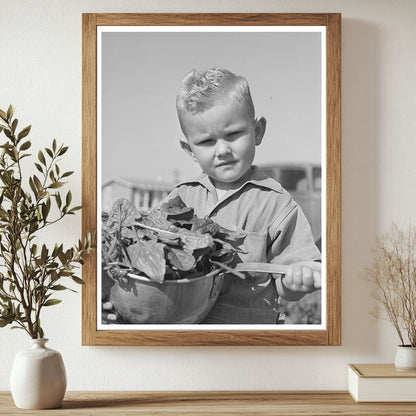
[0,105,95,339]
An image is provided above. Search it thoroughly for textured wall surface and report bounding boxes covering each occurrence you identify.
[0,0,415,390]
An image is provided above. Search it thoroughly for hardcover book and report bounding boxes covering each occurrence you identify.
[348,364,416,402]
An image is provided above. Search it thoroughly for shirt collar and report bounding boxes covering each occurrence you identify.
[176,166,283,195]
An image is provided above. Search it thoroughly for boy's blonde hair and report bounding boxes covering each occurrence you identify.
[176,68,255,119]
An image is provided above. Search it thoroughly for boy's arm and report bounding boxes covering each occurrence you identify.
[268,203,321,301]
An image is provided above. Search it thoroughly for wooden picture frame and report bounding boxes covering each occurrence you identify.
[82,13,341,346]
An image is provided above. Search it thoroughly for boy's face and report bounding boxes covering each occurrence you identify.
[179,96,266,191]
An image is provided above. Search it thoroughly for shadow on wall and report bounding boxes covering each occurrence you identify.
[341,19,381,355]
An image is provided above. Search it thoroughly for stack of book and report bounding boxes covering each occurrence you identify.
[348,364,416,402]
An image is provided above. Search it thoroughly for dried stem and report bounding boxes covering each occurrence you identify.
[363,223,416,346]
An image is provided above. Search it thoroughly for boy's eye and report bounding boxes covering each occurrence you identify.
[227,130,243,139]
[198,138,214,145]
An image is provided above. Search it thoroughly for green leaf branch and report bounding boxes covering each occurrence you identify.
[0,105,95,339]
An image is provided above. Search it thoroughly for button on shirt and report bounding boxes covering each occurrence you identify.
[166,166,321,324]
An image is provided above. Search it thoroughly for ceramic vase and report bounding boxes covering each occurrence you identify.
[10,338,67,409]
[394,345,416,371]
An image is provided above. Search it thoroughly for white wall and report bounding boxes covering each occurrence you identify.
[1,0,416,391]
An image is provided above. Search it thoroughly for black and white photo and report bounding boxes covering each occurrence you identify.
[82,13,341,346]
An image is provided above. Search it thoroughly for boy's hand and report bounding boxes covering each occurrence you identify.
[276,261,321,301]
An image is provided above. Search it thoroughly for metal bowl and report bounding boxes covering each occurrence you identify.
[102,268,224,324]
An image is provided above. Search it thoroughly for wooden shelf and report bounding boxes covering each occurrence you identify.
[2,391,416,415]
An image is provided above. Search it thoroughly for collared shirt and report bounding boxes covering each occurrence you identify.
[165,166,321,324]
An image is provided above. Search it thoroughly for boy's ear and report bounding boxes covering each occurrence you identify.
[254,117,267,146]
[179,138,197,162]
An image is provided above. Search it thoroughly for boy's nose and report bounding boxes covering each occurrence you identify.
[215,140,231,157]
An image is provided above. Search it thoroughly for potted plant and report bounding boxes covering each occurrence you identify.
[0,105,94,408]
[362,223,416,370]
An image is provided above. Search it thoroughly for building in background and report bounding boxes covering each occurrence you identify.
[102,177,173,212]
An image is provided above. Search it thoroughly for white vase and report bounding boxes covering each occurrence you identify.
[394,345,416,371]
[10,338,67,409]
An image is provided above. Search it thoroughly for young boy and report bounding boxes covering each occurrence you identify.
[169,68,321,324]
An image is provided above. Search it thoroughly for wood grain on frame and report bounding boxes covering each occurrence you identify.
[82,13,341,346]
[82,13,98,346]
[326,13,342,346]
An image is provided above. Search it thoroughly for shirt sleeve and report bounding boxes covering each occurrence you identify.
[268,202,321,265]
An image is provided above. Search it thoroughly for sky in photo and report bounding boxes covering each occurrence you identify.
[101,30,322,184]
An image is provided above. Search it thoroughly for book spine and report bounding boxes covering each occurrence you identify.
[347,366,359,402]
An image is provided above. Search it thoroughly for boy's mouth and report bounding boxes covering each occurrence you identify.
[216,160,237,167]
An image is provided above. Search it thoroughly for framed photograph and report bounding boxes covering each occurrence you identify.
[82,13,341,346]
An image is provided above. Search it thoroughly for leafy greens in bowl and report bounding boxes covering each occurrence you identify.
[102,196,246,284]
